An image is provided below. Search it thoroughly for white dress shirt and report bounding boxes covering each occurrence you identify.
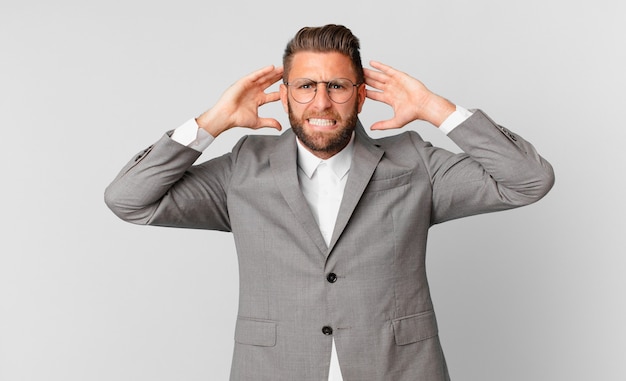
[171,107,472,380]
[295,135,354,380]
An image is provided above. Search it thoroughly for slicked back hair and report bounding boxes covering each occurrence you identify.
[283,24,364,84]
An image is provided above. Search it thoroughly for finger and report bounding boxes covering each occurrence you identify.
[370,119,397,131]
[248,65,278,81]
[365,89,387,103]
[365,79,384,93]
[364,68,388,87]
[262,91,282,105]
[255,118,282,131]
[364,76,386,91]
[369,60,397,75]
[247,66,284,89]
[260,66,284,86]
[370,118,407,131]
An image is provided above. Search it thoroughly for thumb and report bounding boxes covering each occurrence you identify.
[370,119,398,131]
[256,118,282,131]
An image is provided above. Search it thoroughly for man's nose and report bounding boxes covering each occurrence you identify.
[311,84,333,108]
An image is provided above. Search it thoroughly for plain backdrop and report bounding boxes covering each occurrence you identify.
[1,0,625,380]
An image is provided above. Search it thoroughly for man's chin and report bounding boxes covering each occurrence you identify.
[294,128,352,155]
[298,134,335,152]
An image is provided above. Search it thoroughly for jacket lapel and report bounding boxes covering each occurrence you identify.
[269,122,384,257]
[269,129,329,256]
[328,121,384,254]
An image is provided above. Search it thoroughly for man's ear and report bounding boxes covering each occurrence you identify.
[280,84,289,113]
[357,83,366,113]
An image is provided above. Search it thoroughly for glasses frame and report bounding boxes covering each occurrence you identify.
[284,78,361,104]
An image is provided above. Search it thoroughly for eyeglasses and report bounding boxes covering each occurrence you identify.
[284,78,360,104]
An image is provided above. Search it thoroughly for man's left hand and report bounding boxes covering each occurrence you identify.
[364,61,456,130]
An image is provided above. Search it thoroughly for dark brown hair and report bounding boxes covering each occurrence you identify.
[283,24,364,84]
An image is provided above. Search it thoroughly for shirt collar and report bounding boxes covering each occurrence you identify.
[296,132,355,180]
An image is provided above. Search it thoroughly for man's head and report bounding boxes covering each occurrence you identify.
[280,25,367,159]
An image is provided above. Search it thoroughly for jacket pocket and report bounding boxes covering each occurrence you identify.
[365,171,412,193]
[234,317,277,347]
[392,310,438,346]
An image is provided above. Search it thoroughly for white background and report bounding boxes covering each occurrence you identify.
[1,0,625,380]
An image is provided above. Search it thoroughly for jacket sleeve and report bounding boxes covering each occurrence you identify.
[104,132,247,232]
[417,109,555,224]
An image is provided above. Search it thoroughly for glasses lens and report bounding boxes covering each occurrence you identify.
[290,79,317,103]
[327,79,354,104]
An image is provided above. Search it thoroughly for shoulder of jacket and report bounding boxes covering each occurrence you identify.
[229,133,286,162]
[371,130,423,148]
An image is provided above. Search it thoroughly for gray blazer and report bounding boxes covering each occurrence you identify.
[105,110,554,380]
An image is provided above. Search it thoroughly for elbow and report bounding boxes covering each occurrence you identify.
[103,185,130,222]
[103,185,152,225]
[538,162,556,200]
[104,186,122,219]
[497,160,555,208]
[530,160,556,203]
[515,161,556,206]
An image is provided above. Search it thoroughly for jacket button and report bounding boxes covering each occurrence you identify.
[326,273,338,283]
[322,326,333,335]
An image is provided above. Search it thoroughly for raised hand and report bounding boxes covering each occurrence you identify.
[364,61,455,130]
[196,65,284,137]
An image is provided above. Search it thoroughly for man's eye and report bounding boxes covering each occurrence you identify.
[329,83,346,90]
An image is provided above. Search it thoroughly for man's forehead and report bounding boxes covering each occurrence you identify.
[289,51,356,79]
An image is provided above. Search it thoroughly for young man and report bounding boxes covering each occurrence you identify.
[105,24,554,381]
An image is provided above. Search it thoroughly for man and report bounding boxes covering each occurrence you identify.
[105,24,554,380]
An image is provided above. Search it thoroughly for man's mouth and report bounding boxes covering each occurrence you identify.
[307,118,337,127]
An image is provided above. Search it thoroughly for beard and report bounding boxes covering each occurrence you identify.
[288,101,359,157]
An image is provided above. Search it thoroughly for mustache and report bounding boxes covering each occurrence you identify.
[303,111,342,121]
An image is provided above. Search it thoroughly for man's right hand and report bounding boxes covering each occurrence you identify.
[195,65,284,137]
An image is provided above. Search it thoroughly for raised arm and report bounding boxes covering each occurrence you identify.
[196,65,284,137]
[104,66,284,229]
[364,60,554,222]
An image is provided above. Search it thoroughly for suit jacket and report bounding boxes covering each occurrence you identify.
[105,110,554,380]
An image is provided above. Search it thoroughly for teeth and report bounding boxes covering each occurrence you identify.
[308,118,335,126]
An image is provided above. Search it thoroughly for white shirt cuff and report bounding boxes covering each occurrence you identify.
[171,118,215,152]
[438,105,473,135]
